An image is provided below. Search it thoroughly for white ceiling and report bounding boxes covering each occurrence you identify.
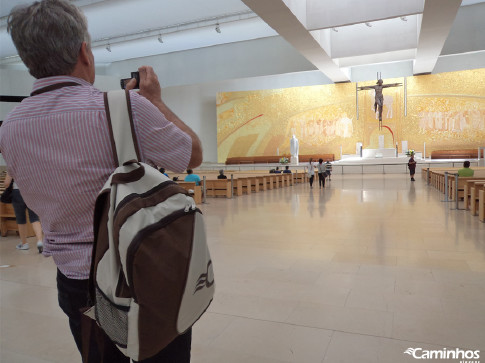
[0,0,484,82]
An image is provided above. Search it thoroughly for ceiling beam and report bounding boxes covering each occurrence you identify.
[413,0,462,74]
[241,0,349,83]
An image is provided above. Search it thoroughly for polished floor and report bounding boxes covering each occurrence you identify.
[1,174,484,362]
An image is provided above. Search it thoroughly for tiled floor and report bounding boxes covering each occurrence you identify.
[1,174,484,362]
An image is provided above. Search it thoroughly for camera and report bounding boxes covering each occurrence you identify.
[120,71,140,89]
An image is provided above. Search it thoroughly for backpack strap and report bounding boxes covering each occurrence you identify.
[103,90,141,166]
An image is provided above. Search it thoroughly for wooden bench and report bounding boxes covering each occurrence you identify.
[236,177,251,195]
[479,189,485,222]
[464,180,485,210]
[448,170,485,200]
[0,202,35,237]
[203,179,232,198]
[225,153,335,164]
[431,149,484,159]
[177,182,202,204]
[469,182,485,216]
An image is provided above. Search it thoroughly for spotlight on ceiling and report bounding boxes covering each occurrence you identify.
[400,16,408,21]
[106,43,111,52]
[158,34,163,43]
[332,27,338,32]
[215,23,221,33]
[365,22,372,27]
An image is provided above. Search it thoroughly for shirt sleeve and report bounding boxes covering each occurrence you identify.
[129,91,192,173]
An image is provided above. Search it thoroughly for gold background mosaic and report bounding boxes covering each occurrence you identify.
[217,68,485,162]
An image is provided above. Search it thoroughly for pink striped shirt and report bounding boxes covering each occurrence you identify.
[0,76,192,279]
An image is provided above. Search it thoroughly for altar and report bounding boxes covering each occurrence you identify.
[362,148,396,158]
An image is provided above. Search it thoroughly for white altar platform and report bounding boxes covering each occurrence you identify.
[362,148,396,158]
[203,154,483,175]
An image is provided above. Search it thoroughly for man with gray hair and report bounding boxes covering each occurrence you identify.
[1,0,202,361]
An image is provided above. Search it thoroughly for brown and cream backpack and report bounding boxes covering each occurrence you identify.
[84,90,214,361]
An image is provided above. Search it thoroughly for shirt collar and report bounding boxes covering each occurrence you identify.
[32,76,93,94]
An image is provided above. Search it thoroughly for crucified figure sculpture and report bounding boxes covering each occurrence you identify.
[358,78,401,128]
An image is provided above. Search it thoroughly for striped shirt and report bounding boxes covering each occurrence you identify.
[0,76,192,279]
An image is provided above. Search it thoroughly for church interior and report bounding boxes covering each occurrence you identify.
[0,0,484,362]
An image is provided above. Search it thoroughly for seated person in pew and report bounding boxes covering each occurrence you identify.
[283,166,291,174]
[184,169,201,185]
[217,169,227,179]
[158,167,169,177]
[458,161,474,177]
[274,167,282,174]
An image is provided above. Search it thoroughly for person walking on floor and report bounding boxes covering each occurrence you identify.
[408,154,416,181]
[317,158,326,188]
[325,160,333,181]
[4,173,44,252]
[307,158,316,188]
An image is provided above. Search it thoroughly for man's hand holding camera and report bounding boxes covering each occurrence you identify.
[123,65,202,168]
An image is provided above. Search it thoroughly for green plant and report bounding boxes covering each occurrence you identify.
[279,156,289,164]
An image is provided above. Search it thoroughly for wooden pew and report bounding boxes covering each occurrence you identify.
[479,190,485,222]
[236,177,251,195]
[247,176,260,192]
[177,182,202,204]
[464,180,485,210]
[448,170,485,200]
[203,179,232,198]
[469,182,485,216]
[0,202,35,237]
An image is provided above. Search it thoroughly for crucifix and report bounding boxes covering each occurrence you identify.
[357,72,402,129]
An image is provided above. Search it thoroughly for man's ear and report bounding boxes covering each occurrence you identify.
[78,42,91,65]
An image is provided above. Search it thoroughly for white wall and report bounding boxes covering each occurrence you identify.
[442,3,485,55]
[107,36,316,88]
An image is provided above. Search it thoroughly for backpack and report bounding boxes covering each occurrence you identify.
[84,90,215,361]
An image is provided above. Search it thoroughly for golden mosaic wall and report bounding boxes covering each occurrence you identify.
[217,68,485,162]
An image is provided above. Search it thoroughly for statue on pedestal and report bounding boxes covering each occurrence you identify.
[290,134,299,165]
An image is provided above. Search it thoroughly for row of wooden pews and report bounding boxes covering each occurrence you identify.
[424,167,485,222]
[170,170,307,203]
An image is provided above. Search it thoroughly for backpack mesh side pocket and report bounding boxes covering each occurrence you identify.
[95,287,130,347]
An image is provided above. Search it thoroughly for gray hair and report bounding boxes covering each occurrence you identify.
[7,0,91,79]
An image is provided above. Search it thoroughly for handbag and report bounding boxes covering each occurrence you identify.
[0,180,13,203]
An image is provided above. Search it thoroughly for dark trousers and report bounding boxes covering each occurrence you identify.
[309,175,314,187]
[318,173,326,188]
[57,269,192,362]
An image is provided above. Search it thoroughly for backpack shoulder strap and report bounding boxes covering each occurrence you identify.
[104,90,141,166]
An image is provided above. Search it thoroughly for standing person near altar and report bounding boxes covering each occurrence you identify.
[408,154,416,181]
